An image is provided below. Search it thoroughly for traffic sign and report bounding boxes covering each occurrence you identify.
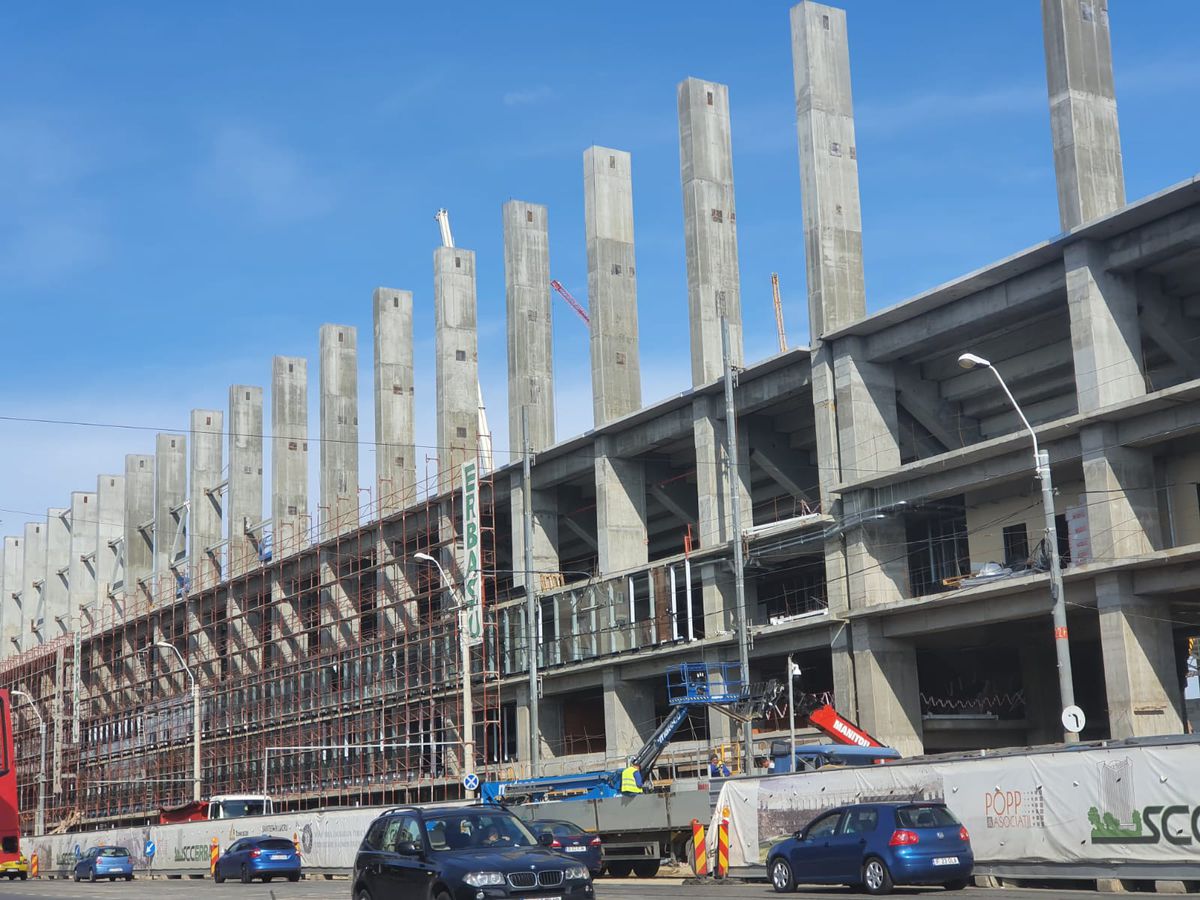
[1061,705,1086,734]
[462,773,480,791]
[144,839,156,859]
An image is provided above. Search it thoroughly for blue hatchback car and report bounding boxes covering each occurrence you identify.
[213,835,301,884]
[767,802,973,895]
[73,846,134,882]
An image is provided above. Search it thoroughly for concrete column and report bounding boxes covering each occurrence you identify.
[509,475,560,592]
[44,508,71,640]
[95,475,124,620]
[594,438,647,575]
[228,385,264,576]
[373,288,416,515]
[1081,424,1160,562]
[123,454,155,601]
[679,77,742,386]
[850,619,923,755]
[67,492,98,626]
[585,146,642,427]
[434,247,480,492]
[1019,636,1062,745]
[188,410,224,591]
[154,434,187,599]
[1042,0,1125,231]
[504,201,556,454]
[319,549,358,650]
[319,324,360,537]
[515,683,565,775]
[272,356,309,557]
[602,668,654,763]
[1067,240,1142,414]
[2,537,23,658]
[21,522,45,650]
[1097,574,1183,738]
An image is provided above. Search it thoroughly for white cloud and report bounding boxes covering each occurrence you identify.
[199,125,335,225]
[503,86,554,107]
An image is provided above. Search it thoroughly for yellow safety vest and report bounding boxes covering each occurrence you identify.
[620,766,643,794]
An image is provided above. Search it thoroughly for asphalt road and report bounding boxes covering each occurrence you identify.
[0,876,1149,900]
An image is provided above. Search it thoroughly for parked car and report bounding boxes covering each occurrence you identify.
[767,802,973,895]
[213,835,301,884]
[352,805,595,900]
[0,852,28,880]
[73,846,134,882]
[528,819,604,876]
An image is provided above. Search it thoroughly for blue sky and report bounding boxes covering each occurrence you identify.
[2,0,1199,531]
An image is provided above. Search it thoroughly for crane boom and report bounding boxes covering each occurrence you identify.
[550,279,590,326]
[435,209,454,248]
[771,272,787,352]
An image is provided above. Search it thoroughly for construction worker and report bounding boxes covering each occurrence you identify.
[620,759,644,794]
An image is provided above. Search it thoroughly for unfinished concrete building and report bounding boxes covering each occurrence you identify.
[2,0,1199,833]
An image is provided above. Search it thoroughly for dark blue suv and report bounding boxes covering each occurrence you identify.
[767,802,973,895]
[352,805,595,900]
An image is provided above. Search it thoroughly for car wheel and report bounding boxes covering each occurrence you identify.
[214,866,225,884]
[73,871,80,883]
[264,876,273,883]
[240,864,252,884]
[110,876,117,881]
[18,873,27,881]
[126,874,134,881]
[862,857,894,895]
[289,873,300,882]
[434,890,453,900]
[355,888,373,900]
[944,877,970,891]
[607,861,633,878]
[770,858,796,893]
[89,868,97,883]
[633,860,660,878]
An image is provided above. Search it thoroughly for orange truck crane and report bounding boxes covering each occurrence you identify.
[771,693,901,772]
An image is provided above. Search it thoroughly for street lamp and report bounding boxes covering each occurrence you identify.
[150,641,203,800]
[11,690,45,835]
[957,351,1078,742]
[413,552,476,785]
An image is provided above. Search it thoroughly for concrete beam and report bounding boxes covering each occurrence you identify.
[585,146,642,426]
[228,385,264,576]
[189,409,224,590]
[679,76,742,385]
[373,288,416,514]
[434,247,480,492]
[940,342,1075,402]
[1139,276,1200,379]
[1042,0,1125,231]
[272,356,309,556]
[504,201,555,453]
[1106,205,1200,272]
[560,516,598,552]
[894,368,979,450]
[319,324,360,537]
[647,480,697,528]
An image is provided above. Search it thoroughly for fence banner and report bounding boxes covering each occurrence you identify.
[712,739,1200,871]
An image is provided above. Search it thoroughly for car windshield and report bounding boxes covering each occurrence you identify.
[425,811,536,851]
[216,799,266,818]
[259,839,294,851]
[99,848,129,857]
[896,805,960,828]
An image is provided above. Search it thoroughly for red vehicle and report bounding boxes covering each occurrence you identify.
[0,689,27,880]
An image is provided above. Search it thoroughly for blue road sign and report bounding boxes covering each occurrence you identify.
[462,773,480,791]
[145,840,156,859]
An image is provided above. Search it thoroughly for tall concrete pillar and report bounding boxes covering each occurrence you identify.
[1082,424,1160,561]
[851,620,923,755]
[602,668,655,763]
[509,476,560,593]
[189,410,224,591]
[272,356,309,556]
[373,288,416,514]
[594,438,647,574]
[228,385,264,576]
[679,77,743,386]
[1042,0,1125,231]
[123,454,155,600]
[154,434,187,598]
[1067,240,1142,414]
[434,247,480,492]
[67,492,98,623]
[95,474,124,620]
[21,522,45,650]
[319,325,360,537]
[2,536,23,658]
[504,201,555,454]
[585,146,642,427]
[1097,574,1183,738]
[44,508,71,640]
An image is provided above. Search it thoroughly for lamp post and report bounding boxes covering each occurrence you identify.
[11,690,45,835]
[151,641,203,799]
[413,552,475,784]
[957,352,1078,742]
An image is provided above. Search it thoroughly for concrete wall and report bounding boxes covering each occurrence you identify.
[965,478,1086,569]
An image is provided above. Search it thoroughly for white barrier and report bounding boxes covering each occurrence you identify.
[712,737,1200,878]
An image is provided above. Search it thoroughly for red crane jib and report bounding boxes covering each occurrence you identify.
[805,703,884,748]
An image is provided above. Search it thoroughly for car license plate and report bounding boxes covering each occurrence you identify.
[270,854,288,860]
[565,846,586,852]
[932,856,959,866]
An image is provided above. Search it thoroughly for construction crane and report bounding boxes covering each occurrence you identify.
[771,272,787,352]
[550,279,590,326]
[434,208,493,472]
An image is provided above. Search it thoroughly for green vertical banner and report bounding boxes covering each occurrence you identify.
[461,461,484,647]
